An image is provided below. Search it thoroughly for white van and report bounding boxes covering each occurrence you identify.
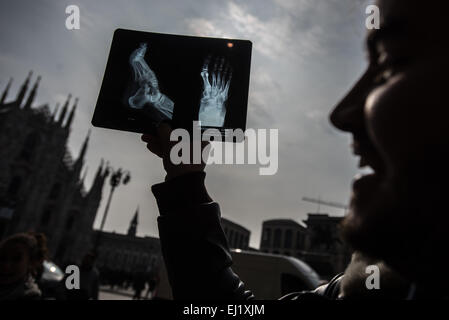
[154,249,322,300]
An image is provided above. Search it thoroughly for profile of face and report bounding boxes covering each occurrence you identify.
[0,243,31,285]
[330,0,449,279]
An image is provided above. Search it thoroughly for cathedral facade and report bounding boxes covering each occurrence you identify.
[0,71,108,265]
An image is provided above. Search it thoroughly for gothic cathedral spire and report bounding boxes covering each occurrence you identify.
[73,129,90,177]
[58,93,71,125]
[127,206,139,237]
[0,77,13,105]
[16,71,32,107]
[65,97,78,129]
[52,103,60,121]
[23,75,41,109]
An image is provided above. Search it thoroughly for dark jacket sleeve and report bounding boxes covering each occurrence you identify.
[152,172,255,300]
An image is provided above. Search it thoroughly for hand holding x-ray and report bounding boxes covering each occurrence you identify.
[198,56,232,127]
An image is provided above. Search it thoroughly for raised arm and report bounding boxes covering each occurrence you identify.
[141,124,254,299]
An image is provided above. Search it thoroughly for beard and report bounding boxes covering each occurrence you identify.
[339,251,410,299]
[340,176,423,278]
[341,168,449,286]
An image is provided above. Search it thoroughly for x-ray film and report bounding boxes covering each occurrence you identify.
[92,29,252,140]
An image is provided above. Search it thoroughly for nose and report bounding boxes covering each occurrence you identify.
[329,67,375,133]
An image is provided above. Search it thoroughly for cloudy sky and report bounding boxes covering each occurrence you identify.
[0,0,372,248]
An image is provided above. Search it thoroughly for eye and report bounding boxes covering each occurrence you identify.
[372,54,409,86]
[373,68,394,85]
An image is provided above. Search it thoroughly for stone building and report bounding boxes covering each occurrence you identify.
[301,214,352,278]
[259,214,352,279]
[94,207,161,273]
[0,72,108,264]
[221,217,251,250]
[259,219,309,256]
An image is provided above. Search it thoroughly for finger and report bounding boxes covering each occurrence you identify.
[141,134,155,142]
[141,134,164,157]
[212,57,219,87]
[146,141,164,158]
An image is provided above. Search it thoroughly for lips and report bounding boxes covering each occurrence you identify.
[352,138,385,173]
[351,137,386,195]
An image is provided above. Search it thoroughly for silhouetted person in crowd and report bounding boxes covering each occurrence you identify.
[140,0,449,299]
[132,272,145,300]
[67,252,99,300]
[144,272,159,299]
[0,232,48,300]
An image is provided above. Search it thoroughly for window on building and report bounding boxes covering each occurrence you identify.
[262,228,271,247]
[273,228,282,248]
[296,231,302,249]
[284,229,292,249]
[229,230,234,247]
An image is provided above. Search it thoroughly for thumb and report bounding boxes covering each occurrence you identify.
[156,122,172,141]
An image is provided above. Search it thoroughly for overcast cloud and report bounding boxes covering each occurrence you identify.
[0,0,371,248]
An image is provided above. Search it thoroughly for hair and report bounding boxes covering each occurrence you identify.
[0,232,49,265]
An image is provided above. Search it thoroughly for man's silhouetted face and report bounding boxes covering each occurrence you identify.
[330,0,449,281]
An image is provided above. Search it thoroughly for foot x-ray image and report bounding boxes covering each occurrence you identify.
[198,56,232,127]
[92,29,252,137]
[128,43,174,122]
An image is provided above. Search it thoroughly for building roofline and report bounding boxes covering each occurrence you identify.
[262,218,306,228]
[221,217,251,233]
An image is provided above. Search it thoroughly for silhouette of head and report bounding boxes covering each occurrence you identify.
[0,232,48,285]
[330,0,449,286]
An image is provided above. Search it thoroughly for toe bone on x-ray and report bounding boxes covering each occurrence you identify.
[128,43,174,120]
[199,56,232,127]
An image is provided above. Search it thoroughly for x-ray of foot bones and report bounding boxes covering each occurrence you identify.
[198,56,232,127]
[128,43,174,120]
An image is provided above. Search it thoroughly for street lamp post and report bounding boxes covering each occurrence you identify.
[94,166,131,253]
